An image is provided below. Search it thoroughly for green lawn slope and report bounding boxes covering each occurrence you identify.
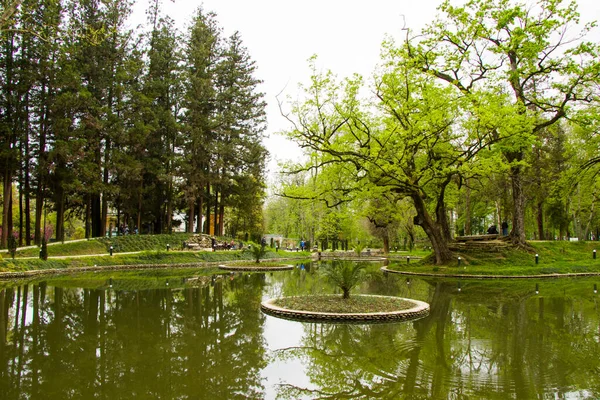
[0,234,310,273]
[389,240,600,276]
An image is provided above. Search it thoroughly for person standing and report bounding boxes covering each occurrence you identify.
[501,221,509,236]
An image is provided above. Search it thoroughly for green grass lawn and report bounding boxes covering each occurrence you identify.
[388,240,600,276]
[0,233,312,273]
[6,234,597,277]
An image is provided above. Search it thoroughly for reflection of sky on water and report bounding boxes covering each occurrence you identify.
[3,270,600,399]
[262,315,315,400]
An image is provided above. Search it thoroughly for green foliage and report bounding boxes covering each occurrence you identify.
[246,243,268,263]
[353,243,365,257]
[321,261,367,299]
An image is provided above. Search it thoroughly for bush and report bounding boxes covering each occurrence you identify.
[246,243,268,263]
[321,260,367,299]
[353,243,366,257]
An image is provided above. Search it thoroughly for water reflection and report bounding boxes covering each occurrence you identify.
[269,271,600,399]
[0,265,600,399]
[0,274,267,399]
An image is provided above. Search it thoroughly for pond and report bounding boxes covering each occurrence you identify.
[0,262,599,399]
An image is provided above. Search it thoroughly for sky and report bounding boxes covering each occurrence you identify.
[129,0,600,181]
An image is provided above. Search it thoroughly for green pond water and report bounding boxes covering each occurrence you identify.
[0,262,599,399]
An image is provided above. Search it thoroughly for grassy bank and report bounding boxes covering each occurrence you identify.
[10,233,194,258]
[0,233,311,273]
[389,241,600,276]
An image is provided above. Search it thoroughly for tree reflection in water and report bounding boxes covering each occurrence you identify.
[273,278,600,399]
[0,273,268,399]
[1,270,600,399]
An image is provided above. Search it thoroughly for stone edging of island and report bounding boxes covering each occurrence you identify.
[218,264,294,272]
[381,266,600,279]
[312,255,388,262]
[261,294,430,323]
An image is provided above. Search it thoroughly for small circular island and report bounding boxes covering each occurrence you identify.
[218,263,294,272]
[261,294,429,323]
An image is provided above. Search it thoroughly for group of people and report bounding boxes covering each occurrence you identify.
[211,238,241,250]
[487,221,509,236]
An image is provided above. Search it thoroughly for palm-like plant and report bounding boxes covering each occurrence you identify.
[353,243,365,257]
[248,243,267,263]
[321,261,367,299]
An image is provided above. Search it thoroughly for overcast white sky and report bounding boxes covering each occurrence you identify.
[129,0,600,180]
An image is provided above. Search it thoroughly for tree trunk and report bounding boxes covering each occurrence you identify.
[187,198,195,234]
[219,202,225,238]
[464,179,472,236]
[136,189,142,234]
[2,176,12,248]
[85,194,91,239]
[197,191,203,234]
[25,149,31,246]
[213,186,219,236]
[101,139,110,237]
[412,194,453,265]
[510,164,527,245]
[18,163,23,247]
[536,200,544,240]
[205,183,211,235]
[55,185,65,242]
[91,193,102,237]
[166,183,172,234]
[436,177,453,241]
[24,103,31,245]
[382,235,390,254]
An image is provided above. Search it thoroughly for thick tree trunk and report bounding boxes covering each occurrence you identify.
[382,235,390,254]
[412,194,453,264]
[510,165,527,245]
[465,179,472,236]
[436,177,453,241]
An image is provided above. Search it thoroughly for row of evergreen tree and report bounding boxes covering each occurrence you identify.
[0,0,268,247]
